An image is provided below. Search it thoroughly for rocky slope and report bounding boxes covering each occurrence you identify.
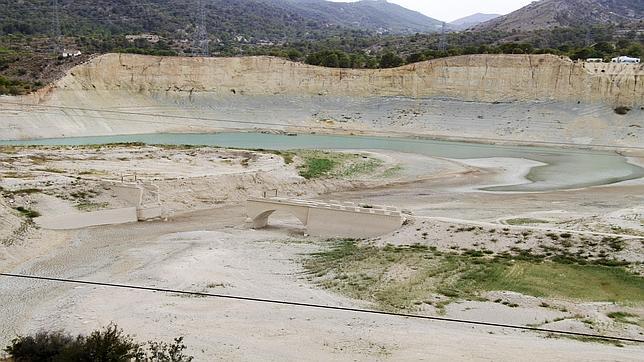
[474,0,643,32]
[449,13,500,30]
[43,53,643,105]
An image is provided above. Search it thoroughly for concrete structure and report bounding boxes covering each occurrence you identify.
[35,207,138,229]
[34,181,167,230]
[246,197,404,238]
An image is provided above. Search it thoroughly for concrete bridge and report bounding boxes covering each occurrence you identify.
[246,197,404,238]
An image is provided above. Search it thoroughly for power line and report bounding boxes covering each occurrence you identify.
[0,101,641,154]
[193,0,209,57]
[51,0,62,54]
[1,273,642,344]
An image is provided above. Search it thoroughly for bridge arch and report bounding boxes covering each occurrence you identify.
[246,201,310,229]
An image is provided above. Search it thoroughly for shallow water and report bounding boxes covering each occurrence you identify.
[1,132,642,192]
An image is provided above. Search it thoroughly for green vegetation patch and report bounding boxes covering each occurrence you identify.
[14,206,40,219]
[300,157,336,179]
[304,241,644,312]
[289,150,382,180]
[3,324,193,361]
[458,261,643,303]
[505,218,549,225]
[607,311,643,327]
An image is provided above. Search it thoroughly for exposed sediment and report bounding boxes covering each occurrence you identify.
[0,53,642,146]
[41,53,643,105]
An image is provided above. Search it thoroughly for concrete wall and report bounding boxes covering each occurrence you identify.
[35,207,138,230]
[306,207,403,238]
[137,206,164,221]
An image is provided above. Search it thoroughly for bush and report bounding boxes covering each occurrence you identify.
[3,324,193,361]
[614,106,631,115]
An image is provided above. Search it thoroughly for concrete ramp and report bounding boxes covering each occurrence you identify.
[246,197,404,238]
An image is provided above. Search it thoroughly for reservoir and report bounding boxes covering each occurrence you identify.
[1,132,641,192]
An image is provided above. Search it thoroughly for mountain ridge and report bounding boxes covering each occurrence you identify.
[0,0,444,40]
[474,0,643,32]
[449,13,501,30]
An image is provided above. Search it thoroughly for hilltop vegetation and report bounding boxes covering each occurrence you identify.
[0,0,642,95]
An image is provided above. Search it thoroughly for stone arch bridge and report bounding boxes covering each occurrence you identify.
[246,197,404,238]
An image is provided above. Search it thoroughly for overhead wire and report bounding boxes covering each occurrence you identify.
[1,272,642,344]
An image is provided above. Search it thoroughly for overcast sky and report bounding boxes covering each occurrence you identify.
[329,0,535,22]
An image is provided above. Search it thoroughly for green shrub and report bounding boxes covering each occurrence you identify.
[3,324,193,361]
[15,206,40,218]
[614,106,631,115]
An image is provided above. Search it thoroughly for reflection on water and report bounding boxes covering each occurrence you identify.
[1,132,642,192]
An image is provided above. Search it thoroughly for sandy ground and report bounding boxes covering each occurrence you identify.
[1,208,643,361]
[1,145,643,360]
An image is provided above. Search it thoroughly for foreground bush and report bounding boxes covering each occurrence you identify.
[3,323,193,361]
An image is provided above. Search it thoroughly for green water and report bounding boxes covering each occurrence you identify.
[1,132,642,192]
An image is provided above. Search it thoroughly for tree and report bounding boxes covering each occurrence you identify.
[405,53,425,64]
[379,52,403,68]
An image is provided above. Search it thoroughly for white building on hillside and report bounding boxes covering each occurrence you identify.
[610,56,640,64]
[62,49,82,58]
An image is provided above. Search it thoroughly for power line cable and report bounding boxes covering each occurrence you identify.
[1,272,642,344]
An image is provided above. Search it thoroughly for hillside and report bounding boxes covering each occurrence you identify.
[2,53,641,146]
[474,0,643,32]
[450,13,500,30]
[44,53,641,105]
[0,0,442,41]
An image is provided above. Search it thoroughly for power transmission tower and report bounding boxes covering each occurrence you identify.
[51,0,62,54]
[193,0,209,57]
[438,22,447,53]
[585,27,592,47]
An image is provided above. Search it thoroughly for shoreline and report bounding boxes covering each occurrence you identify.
[2,128,644,155]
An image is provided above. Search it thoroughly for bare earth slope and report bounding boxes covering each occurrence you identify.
[0,54,642,146]
[43,53,643,105]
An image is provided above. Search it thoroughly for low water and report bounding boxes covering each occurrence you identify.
[1,132,642,192]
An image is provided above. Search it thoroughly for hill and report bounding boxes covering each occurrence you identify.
[0,0,443,41]
[474,0,644,32]
[450,13,500,30]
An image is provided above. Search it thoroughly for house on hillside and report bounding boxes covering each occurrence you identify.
[610,56,640,64]
[62,49,82,58]
[125,34,160,43]
[586,58,603,63]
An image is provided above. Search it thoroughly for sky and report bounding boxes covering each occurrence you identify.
[329,0,535,22]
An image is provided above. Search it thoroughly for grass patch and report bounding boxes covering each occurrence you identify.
[381,165,403,178]
[607,311,642,326]
[340,159,383,177]
[505,218,549,225]
[458,261,643,303]
[291,150,381,180]
[76,202,109,212]
[14,206,40,218]
[34,167,66,174]
[304,241,644,312]
[300,157,336,179]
